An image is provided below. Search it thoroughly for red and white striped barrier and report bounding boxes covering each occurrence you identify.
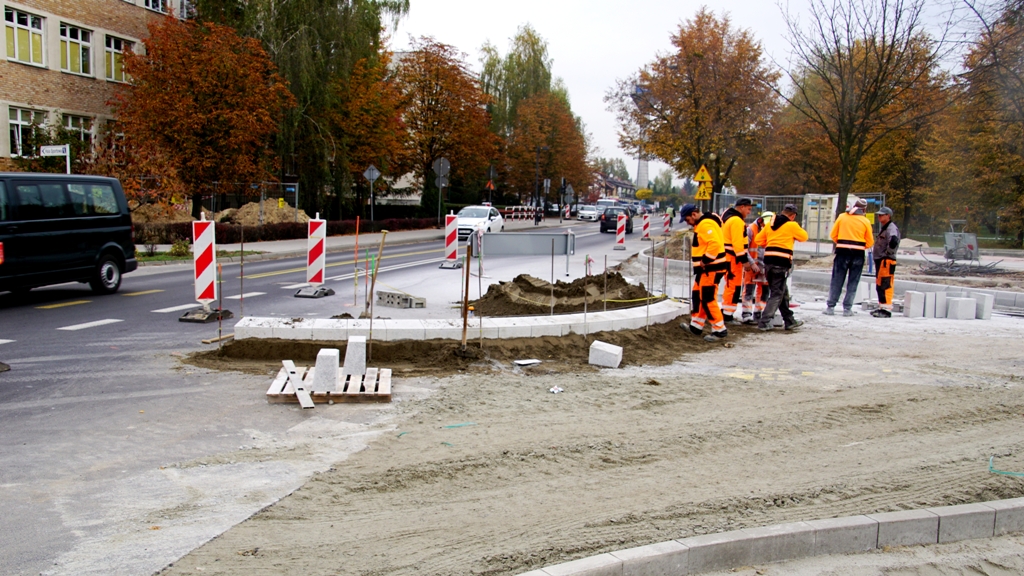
[193,215,216,304]
[614,213,626,250]
[307,213,325,285]
[641,213,651,240]
[564,204,570,219]
[439,214,462,269]
[663,213,671,235]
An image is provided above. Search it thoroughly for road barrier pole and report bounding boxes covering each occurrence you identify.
[614,214,626,250]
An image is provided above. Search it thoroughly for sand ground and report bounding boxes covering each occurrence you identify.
[156,281,1024,576]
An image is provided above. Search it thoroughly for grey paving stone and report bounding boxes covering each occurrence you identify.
[542,553,622,576]
[986,497,1024,535]
[926,503,995,543]
[741,521,815,563]
[806,515,879,556]
[868,510,939,547]
[677,530,752,573]
[610,541,689,576]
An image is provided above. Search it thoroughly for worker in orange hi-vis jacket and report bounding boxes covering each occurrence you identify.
[720,198,754,324]
[826,198,874,316]
[742,211,772,324]
[679,204,729,342]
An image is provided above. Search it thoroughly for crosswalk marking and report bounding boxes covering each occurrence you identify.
[151,304,200,314]
[123,289,165,297]
[37,300,90,310]
[0,339,14,345]
[57,319,123,331]
[225,292,265,300]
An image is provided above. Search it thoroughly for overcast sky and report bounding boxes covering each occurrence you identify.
[388,0,810,184]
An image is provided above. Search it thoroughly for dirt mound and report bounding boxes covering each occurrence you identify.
[219,202,310,226]
[131,203,194,223]
[185,320,751,378]
[470,273,656,316]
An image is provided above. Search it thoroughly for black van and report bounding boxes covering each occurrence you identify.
[0,173,137,295]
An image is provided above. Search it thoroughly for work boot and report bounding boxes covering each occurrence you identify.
[685,324,703,337]
[785,319,805,331]
[757,324,773,332]
[823,307,835,316]
[703,331,728,342]
[741,316,757,325]
[871,309,892,318]
[843,309,857,317]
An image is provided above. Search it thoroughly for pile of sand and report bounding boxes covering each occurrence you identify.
[470,273,655,316]
[218,202,310,226]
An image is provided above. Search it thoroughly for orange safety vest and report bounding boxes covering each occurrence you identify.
[692,213,726,271]
[721,208,749,263]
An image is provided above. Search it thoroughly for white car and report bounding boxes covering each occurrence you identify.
[456,206,504,240]
[577,205,600,221]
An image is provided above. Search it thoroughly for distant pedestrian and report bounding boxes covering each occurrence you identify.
[825,198,874,316]
[755,205,808,331]
[871,207,900,318]
[679,204,729,342]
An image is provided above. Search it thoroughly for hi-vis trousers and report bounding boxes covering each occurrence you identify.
[722,255,744,318]
[690,267,727,336]
[875,258,896,310]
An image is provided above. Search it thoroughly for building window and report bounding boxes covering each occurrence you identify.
[60,24,92,75]
[9,107,47,157]
[105,36,131,82]
[144,0,168,13]
[4,8,45,66]
[64,114,93,144]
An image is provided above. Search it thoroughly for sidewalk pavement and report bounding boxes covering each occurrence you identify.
[136,217,584,266]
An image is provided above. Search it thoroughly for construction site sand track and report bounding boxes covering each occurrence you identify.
[162,298,1024,576]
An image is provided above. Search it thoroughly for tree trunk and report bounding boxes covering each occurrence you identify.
[191,191,203,220]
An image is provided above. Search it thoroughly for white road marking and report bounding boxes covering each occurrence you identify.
[225,292,265,299]
[57,319,123,331]
[325,258,446,282]
[281,283,309,290]
[0,339,14,345]
[151,304,201,313]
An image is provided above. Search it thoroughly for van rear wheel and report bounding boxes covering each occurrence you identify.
[90,255,122,294]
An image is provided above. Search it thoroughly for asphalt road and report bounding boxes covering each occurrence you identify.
[0,216,660,575]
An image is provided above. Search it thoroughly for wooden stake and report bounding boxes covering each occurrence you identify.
[461,242,472,350]
[367,230,388,361]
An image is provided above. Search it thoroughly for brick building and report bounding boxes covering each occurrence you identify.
[0,0,183,169]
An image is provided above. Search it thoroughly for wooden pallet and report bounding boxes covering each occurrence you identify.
[266,363,392,405]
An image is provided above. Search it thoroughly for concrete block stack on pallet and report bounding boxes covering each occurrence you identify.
[902,290,995,320]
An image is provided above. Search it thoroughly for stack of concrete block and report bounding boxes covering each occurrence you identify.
[903,291,994,320]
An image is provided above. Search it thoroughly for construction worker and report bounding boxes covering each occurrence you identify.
[720,198,754,323]
[679,203,729,341]
[742,211,772,324]
[755,204,808,331]
[825,198,874,316]
[871,207,900,317]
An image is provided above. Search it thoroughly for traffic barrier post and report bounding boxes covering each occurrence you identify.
[180,214,232,323]
[664,213,671,235]
[614,213,626,250]
[641,214,651,241]
[295,213,334,298]
[439,214,462,269]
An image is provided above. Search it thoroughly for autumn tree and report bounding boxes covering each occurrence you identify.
[480,24,554,137]
[398,37,499,220]
[778,0,952,217]
[592,157,631,180]
[606,7,780,195]
[330,50,409,219]
[194,0,409,216]
[111,16,293,218]
[505,92,591,205]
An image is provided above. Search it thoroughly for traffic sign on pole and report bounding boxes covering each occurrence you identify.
[694,164,712,183]
[363,164,380,221]
[40,144,70,174]
[432,157,450,177]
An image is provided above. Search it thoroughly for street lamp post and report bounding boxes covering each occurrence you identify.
[534,145,549,226]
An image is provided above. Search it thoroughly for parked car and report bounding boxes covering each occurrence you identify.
[577,205,600,221]
[599,206,634,234]
[456,205,504,240]
[0,173,137,295]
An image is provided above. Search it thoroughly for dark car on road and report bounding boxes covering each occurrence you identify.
[0,173,137,295]
[599,206,634,234]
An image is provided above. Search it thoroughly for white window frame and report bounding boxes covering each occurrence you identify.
[63,114,94,144]
[4,8,45,66]
[144,0,169,14]
[8,107,47,157]
[105,35,131,83]
[60,23,93,76]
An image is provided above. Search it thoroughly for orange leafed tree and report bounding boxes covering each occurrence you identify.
[110,16,294,218]
[505,92,590,204]
[398,37,498,218]
[331,50,409,217]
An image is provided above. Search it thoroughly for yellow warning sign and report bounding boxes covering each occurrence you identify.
[695,181,713,201]
[694,164,712,183]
